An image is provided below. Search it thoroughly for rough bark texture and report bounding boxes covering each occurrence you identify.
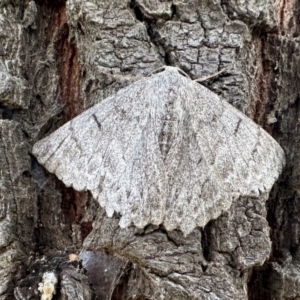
[0,0,299,299]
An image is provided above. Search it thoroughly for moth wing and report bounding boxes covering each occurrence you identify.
[162,76,285,235]
[189,82,285,195]
[32,76,169,228]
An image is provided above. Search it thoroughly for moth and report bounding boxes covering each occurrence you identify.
[32,67,285,235]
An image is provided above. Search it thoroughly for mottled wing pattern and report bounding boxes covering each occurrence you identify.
[160,73,285,234]
[33,67,285,235]
[33,75,170,229]
[189,80,285,196]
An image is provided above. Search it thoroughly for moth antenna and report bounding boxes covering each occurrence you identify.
[193,66,231,83]
[148,66,191,79]
[147,66,167,76]
[176,68,191,78]
[100,71,142,81]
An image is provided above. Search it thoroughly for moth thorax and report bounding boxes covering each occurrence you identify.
[158,100,179,159]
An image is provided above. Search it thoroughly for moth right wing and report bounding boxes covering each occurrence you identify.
[161,73,285,235]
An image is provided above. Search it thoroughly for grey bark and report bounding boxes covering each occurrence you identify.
[0,0,299,299]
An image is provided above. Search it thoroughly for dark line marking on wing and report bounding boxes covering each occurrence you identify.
[234,118,242,135]
[92,114,102,130]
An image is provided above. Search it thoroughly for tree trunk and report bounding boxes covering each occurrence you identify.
[0,0,299,299]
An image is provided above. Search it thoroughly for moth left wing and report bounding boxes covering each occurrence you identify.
[33,74,173,229]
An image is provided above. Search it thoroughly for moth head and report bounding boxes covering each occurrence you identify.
[148,66,190,79]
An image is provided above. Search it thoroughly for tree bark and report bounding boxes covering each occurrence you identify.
[0,0,299,299]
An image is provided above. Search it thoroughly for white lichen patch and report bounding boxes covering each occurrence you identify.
[38,272,58,300]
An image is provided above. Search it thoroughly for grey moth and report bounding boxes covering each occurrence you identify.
[32,67,285,235]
